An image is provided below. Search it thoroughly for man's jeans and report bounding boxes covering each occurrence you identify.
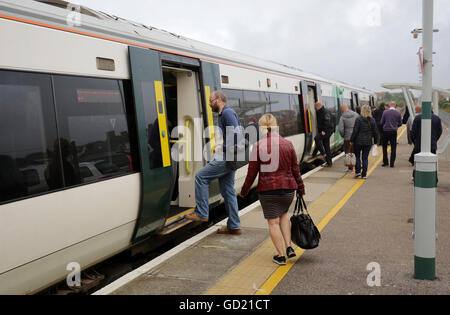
[194,154,240,230]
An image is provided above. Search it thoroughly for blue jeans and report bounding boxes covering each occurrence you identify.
[194,154,240,229]
[354,144,371,177]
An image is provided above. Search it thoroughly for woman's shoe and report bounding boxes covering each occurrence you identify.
[272,255,287,266]
[286,246,296,258]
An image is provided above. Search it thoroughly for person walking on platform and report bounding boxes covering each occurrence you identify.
[372,103,385,145]
[380,102,402,167]
[350,105,378,180]
[338,103,359,172]
[408,104,423,166]
[240,114,305,266]
[186,91,242,235]
[314,102,334,167]
[410,105,443,181]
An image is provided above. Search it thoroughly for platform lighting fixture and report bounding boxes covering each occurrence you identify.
[411,28,439,39]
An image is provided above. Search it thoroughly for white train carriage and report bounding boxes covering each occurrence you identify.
[0,0,376,294]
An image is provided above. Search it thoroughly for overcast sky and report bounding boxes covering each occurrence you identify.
[74,0,449,92]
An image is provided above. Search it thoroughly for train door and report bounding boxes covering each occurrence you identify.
[128,47,174,242]
[351,92,359,113]
[161,58,222,226]
[303,81,321,158]
[334,87,344,148]
[160,60,204,221]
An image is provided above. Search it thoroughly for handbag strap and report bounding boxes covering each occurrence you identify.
[294,196,309,215]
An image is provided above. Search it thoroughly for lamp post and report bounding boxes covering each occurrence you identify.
[413,0,437,280]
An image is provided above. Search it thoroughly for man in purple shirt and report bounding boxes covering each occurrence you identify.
[380,102,403,167]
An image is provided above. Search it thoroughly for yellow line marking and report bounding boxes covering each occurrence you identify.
[165,208,195,224]
[256,126,406,295]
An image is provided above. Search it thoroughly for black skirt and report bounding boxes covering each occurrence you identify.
[259,191,295,219]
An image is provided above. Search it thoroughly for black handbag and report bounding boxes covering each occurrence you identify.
[290,196,321,250]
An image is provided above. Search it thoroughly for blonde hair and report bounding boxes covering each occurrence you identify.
[361,105,372,118]
[259,113,278,135]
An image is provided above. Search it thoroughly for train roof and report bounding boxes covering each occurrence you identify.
[1,0,375,95]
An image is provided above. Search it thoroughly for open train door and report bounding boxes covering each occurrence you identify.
[301,81,321,159]
[199,61,223,206]
[129,46,174,242]
[351,91,359,113]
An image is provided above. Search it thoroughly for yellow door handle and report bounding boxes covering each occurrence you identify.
[169,120,191,174]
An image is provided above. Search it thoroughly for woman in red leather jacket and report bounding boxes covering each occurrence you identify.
[240,114,305,266]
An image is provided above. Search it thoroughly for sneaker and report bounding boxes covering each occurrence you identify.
[272,255,287,266]
[185,213,208,222]
[355,173,361,178]
[382,164,388,167]
[286,246,296,258]
[362,176,367,179]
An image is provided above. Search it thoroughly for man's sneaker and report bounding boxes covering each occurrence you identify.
[185,213,208,222]
[272,255,287,266]
[362,176,367,180]
[286,246,296,258]
[355,173,361,178]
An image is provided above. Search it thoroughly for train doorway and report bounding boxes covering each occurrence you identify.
[306,84,319,156]
[162,66,204,221]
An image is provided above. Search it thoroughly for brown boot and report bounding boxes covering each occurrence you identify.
[185,213,208,222]
[217,227,242,235]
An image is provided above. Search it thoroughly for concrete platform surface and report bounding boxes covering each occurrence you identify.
[96,126,449,295]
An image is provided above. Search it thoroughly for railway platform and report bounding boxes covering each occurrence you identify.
[94,125,450,296]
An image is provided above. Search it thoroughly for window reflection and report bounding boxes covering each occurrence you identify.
[53,75,133,186]
[223,89,303,138]
[0,71,60,203]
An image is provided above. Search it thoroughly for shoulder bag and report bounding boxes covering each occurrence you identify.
[290,196,321,250]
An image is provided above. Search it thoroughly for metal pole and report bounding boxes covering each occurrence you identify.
[433,90,439,115]
[402,87,415,119]
[414,0,437,280]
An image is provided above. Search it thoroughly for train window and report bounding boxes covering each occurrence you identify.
[53,75,133,185]
[268,93,302,137]
[223,89,244,126]
[290,94,305,134]
[0,70,62,204]
[242,90,269,128]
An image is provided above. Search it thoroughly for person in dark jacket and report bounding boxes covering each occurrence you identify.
[380,102,402,167]
[350,105,378,179]
[410,109,443,154]
[240,114,305,266]
[410,106,442,182]
[408,104,422,165]
[372,103,385,145]
[314,102,334,166]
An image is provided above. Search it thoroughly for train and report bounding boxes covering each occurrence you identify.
[0,0,376,294]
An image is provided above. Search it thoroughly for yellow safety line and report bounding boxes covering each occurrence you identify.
[165,208,195,225]
[256,126,406,295]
